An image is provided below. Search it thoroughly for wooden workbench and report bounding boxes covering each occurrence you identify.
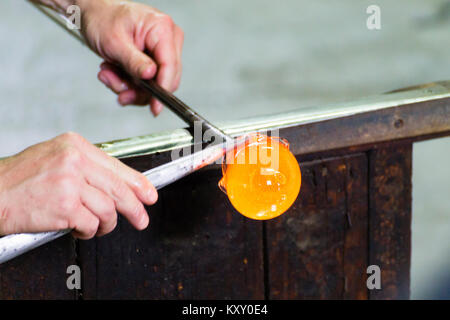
[1,81,449,299]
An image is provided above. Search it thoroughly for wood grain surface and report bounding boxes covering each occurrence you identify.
[0,142,414,300]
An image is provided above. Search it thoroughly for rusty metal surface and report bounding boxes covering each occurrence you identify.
[280,97,449,157]
[0,235,76,300]
[79,153,374,299]
[0,141,414,300]
[78,168,264,299]
[95,81,450,159]
[266,154,368,299]
[368,143,412,300]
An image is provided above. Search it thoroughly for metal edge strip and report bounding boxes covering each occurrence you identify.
[97,81,450,158]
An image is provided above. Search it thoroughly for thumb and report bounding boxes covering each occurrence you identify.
[117,42,157,80]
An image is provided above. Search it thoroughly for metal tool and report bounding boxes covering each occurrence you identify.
[0,3,237,264]
[30,2,233,143]
[139,80,233,143]
[0,140,235,264]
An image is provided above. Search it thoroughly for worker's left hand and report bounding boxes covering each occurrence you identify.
[76,0,184,116]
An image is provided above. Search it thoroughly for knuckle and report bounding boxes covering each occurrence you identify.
[111,157,122,175]
[74,218,99,239]
[88,218,100,237]
[58,146,83,169]
[159,14,174,26]
[59,194,79,213]
[111,175,128,200]
[103,31,121,49]
[101,199,117,220]
[155,16,174,36]
[59,131,82,144]
[55,174,76,193]
[53,172,79,204]
[103,216,118,235]
[105,198,117,216]
[55,177,80,212]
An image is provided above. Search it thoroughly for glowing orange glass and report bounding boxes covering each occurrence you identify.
[219,134,301,220]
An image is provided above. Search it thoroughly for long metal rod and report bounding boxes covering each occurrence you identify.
[139,80,233,142]
[30,2,232,143]
[0,3,237,264]
[0,138,238,264]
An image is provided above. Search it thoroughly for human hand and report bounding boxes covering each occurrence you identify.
[0,132,157,239]
[77,0,184,116]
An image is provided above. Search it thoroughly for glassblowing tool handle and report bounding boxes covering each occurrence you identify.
[138,80,233,143]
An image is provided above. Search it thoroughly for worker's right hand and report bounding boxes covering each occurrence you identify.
[0,132,157,239]
[77,0,184,116]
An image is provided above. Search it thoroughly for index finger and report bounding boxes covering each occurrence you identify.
[145,23,178,92]
[71,134,158,205]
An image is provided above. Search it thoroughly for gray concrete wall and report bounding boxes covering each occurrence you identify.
[0,0,449,298]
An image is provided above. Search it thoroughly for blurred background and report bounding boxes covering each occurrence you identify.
[0,0,448,299]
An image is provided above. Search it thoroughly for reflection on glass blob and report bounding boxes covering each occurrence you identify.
[219,133,301,220]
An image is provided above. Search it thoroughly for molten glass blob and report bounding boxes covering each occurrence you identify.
[219,134,301,220]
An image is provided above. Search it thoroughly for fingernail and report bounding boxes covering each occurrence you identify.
[147,189,158,204]
[99,74,110,87]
